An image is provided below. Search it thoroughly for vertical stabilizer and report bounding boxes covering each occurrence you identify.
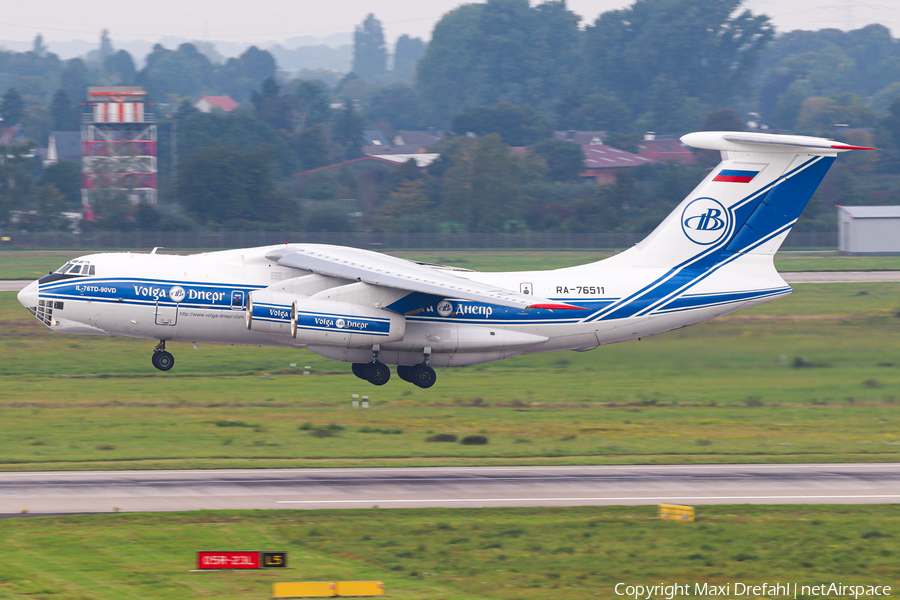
[582,132,869,323]
[632,132,870,268]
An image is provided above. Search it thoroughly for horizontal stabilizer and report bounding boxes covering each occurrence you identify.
[682,131,875,155]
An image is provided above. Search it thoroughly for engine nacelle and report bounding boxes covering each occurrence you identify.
[246,290,295,336]
[247,290,405,346]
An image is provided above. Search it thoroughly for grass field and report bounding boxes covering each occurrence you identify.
[0,506,897,600]
[1,277,899,470]
[3,249,900,280]
[2,251,899,598]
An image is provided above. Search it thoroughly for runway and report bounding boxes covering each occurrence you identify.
[1,464,899,515]
[0,281,31,291]
[2,272,900,292]
[781,271,900,283]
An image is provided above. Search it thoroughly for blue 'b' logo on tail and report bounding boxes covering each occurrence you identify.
[682,198,730,245]
[685,208,724,231]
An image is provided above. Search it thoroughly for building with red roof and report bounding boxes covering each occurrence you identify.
[194,96,239,113]
[580,144,652,185]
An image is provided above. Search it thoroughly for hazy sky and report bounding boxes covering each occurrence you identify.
[1,0,897,47]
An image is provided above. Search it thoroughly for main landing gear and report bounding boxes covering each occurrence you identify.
[397,364,436,389]
[352,348,391,386]
[352,348,437,388]
[151,340,175,371]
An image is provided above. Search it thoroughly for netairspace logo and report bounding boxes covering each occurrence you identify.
[614,582,892,599]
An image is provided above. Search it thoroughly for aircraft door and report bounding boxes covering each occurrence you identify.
[520,282,533,295]
[155,300,178,326]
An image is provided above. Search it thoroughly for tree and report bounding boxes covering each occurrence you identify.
[0,88,25,125]
[254,78,330,133]
[59,58,89,103]
[38,161,82,208]
[218,46,277,102]
[32,33,48,57]
[104,49,136,84]
[294,80,331,128]
[353,14,388,81]
[290,124,331,171]
[773,79,814,130]
[634,76,707,134]
[331,104,365,160]
[137,43,215,99]
[417,0,581,123]
[584,0,773,111]
[34,184,68,217]
[178,145,295,226]
[876,97,900,171]
[23,105,53,146]
[240,46,277,82]
[50,89,79,130]
[177,112,295,176]
[305,202,356,231]
[174,98,200,121]
[393,35,426,82]
[365,84,423,130]
[530,139,585,182]
[437,134,544,230]
[0,141,40,226]
[99,29,114,61]
[251,77,276,113]
[451,101,553,146]
[378,178,436,231]
[558,93,631,132]
[702,109,745,132]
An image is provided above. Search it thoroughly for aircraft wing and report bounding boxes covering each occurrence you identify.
[265,244,580,310]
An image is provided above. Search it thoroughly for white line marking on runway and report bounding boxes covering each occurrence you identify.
[276,494,900,504]
[2,463,898,478]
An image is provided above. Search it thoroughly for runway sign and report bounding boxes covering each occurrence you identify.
[659,504,695,522]
[197,551,260,569]
[336,581,384,596]
[196,551,287,569]
[274,581,336,597]
[273,581,384,597]
[263,552,288,568]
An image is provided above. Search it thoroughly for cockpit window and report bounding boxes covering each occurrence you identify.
[53,260,94,277]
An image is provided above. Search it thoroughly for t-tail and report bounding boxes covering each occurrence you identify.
[584,131,871,323]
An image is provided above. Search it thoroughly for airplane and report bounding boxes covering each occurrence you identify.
[17,131,870,388]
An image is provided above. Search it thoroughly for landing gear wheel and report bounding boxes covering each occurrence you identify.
[351,363,368,380]
[152,350,175,371]
[396,365,415,383]
[411,364,436,388]
[364,361,391,386]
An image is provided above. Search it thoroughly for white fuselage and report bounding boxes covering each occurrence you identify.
[18,242,790,368]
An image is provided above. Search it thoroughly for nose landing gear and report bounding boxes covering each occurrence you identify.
[151,340,175,371]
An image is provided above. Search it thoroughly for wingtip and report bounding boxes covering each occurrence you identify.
[831,144,877,150]
[528,303,585,310]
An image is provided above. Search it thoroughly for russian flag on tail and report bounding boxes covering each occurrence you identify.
[714,169,759,183]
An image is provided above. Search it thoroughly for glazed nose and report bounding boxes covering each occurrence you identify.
[17,280,39,311]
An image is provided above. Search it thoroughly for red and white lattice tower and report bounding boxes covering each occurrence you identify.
[81,86,157,218]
